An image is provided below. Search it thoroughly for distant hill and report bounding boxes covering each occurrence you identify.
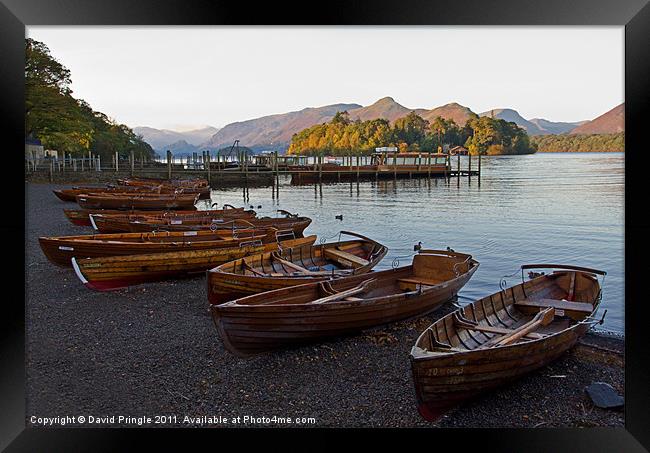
[570,103,624,134]
[479,108,583,135]
[134,126,219,150]
[529,118,588,135]
[201,103,362,152]
[421,102,477,126]
[348,97,413,122]
[160,140,200,156]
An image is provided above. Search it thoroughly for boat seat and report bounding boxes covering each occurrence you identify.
[323,248,369,268]
[397,277,441,291]
[514,298,593,320]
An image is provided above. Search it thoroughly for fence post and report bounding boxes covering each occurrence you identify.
[167,150,172,180]
[97,155,101,172]
[81,155,84,171]
[130,150,135,176]
[115,151,119,172]
[49,159,53,182]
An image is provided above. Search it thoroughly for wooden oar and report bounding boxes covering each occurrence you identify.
[452,313,545,340]
[309,278,377,305]
[495,308,555,347]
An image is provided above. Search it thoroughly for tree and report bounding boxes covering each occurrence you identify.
[25,38,155,159]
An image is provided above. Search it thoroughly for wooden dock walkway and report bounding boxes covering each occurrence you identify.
[25,149,481,187]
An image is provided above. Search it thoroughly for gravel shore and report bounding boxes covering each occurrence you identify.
[26,182,624,428]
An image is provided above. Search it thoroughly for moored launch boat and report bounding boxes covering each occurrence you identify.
[39,228,289,266]
[210,249,478,357]
[410,264,607,421]
[73,235,317,291]
[75,192,199,210]
[207,231,388,304]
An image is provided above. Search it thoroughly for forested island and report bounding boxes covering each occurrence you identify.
[26,39,154,160]
[530,133,624,153]
[287,111,537,156]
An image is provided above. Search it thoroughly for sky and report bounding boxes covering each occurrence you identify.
[26,26,624,131]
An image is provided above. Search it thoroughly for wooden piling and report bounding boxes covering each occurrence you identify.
[206,151,211,184]
[166,150,172,180]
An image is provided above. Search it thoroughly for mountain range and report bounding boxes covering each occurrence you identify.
[133,126,219,152]
[134,99,624,154]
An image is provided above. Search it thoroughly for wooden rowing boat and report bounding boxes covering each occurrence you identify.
[410,264,606,421]
[63,206,240,227]
[105,215,312,235]
[39,228,292,266]
[210,249,479,357]
[88,209,258,233]
[54,185,161,202]
[207,231,388,304]
[72,235,317,291]
[117,176,209,188]
[75,192,199,210]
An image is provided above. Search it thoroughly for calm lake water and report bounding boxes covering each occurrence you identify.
[197,152,624,333]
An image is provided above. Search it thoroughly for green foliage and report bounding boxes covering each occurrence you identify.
[288,110,536,156]
[530,133,624,153]
[464,116,536,155]
[25,38,154,159]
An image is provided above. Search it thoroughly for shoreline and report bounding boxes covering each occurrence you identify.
[26,182,624,427]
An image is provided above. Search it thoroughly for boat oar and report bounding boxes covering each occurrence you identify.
[309,278,377,304]
[496,307,555,347]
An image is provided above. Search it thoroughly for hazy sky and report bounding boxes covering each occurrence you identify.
[27,26,624,131]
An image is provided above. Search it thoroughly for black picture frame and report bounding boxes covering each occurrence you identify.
[3,0,649,449]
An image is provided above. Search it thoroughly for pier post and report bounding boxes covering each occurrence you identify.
[206,151,211,184]
[478,152,482,184]
[393,153,397,179]
[418,153,422,171]
[318,154,323,183]
[457,153,460,175]
[468,151,472,175]
[356,154,360,180]
[427,152,432,178]
[167,150,172,180]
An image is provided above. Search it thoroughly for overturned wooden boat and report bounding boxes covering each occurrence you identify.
[207,231,388,304]
[63,205,241,227]
[88,208,259,233]
[410,264,607,422]
[75,192,199,210]
[73,235,316,291]
[210,249,478,357]
[110,215,312,236]
[39,228,291,266]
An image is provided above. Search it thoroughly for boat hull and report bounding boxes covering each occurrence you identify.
[73,236,317,291]
[211,263,477,357]
[411,324,587,421]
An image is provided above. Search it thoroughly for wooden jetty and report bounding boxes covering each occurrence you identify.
[26,146,481,187]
